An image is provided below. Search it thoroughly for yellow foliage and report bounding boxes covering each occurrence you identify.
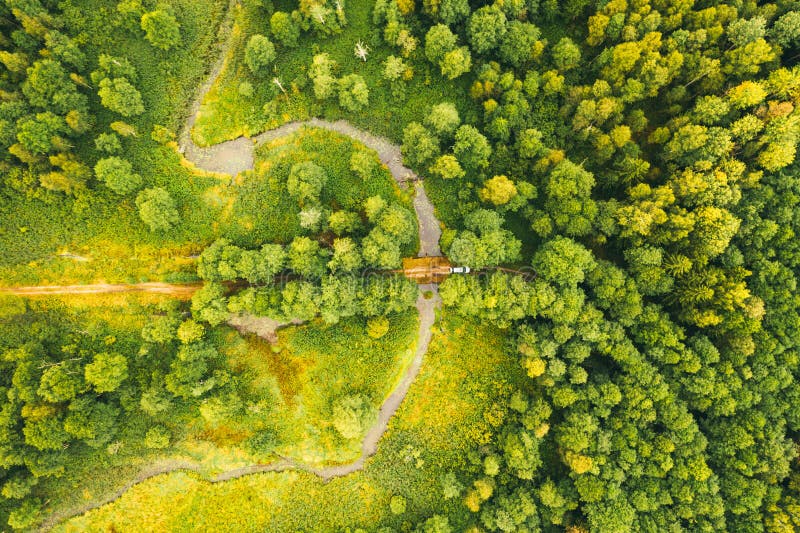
[470,81,485,99]
[610,125,632,147]
[587,14,610,46]
[524,357,546,378]
[464,489,482,512]
[532,40,545,60]
[483,403,505,427]
[21,403,56,420]
[728,81,768,109]
[565,451,594,474]
[396,0,415,15]
[483,99,499,114]
[474,478,494,501]
[479,175,518,206]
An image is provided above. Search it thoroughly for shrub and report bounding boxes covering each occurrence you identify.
[479,175,518,206]
[94,132,121,153]
[94,157,142,195]
[84,352,128,393]
[367,316,390,339]
[429,154,465,179]
[288,161,328,204]
[97,77,144,117]
[141,10,181,50]
[177,319,205,343]
[244,35,276,73]
[440,46,472,79]
[7,498,41,530]
[136,187,179,232]
[338,74,369,112]
[144,426,170,449]
[270,11,300,47]
[350,149,376,180]
[390,494,407,514]
[332,395,375,439]
[402,122,440,167]
[238,81,254,97]
[425,102,461,136]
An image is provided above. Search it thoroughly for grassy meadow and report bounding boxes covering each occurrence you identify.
[54,313,524,532]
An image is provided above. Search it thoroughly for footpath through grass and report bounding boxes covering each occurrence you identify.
[192,0,478,146]
[54,313,526,531]
[24,294,417,528]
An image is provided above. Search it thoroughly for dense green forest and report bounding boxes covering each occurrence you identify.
[3,0,800,530]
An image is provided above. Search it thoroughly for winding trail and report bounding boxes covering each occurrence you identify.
[180,117,443,254]
[42,4,446,529]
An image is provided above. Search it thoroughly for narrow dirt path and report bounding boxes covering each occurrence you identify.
[1,282,201,297]
[180,117,443,262]
[176,0,243,175]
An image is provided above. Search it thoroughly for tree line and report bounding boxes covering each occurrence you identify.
[361,0,800,530]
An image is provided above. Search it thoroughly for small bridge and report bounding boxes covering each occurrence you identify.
[402,256,454,284]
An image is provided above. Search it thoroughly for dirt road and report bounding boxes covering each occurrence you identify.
[1,282,200,298]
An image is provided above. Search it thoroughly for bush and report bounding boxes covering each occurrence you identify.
[390,494,407,514]
[425,102,461,136]
[244,35,276,73]
[136,187,179,232]
[453,125,491,169]
[350,149,376,180]
[238,81,254,97]
[270,11,300,47]
[440,46,471,79]
[84,352,128,393]
[94,132,121,153]
[309,53,337,100]
[177,319,205,343]
[288,161,328,204]
[7,498,41,530]
[402,122,440,168]
[144,426,170,449]
[141,10,181,50]
[338,74,369,112]
[425,24,457,64]
[332,395,375,439]
[429,154,465,180]
[98,77,144,117]
[367,316,390,339]
[94,157,142,195]
[479,175,518,206]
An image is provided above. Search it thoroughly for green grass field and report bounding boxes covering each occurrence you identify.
[23,296,417,528]
[214,311,420,465]
[0,124,410,287]
[0,0,229,286]
[192,0,479,146]
[53,313,524,532]
[223,126,416,250]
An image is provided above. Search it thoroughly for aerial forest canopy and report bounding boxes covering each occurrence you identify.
[3,0,800,530]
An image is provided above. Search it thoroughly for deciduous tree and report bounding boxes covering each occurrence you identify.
[141,10,181,50]
[84,352,128,393]
[244,35,276,73]
[94,157,142,195]
[136,187,179,232]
